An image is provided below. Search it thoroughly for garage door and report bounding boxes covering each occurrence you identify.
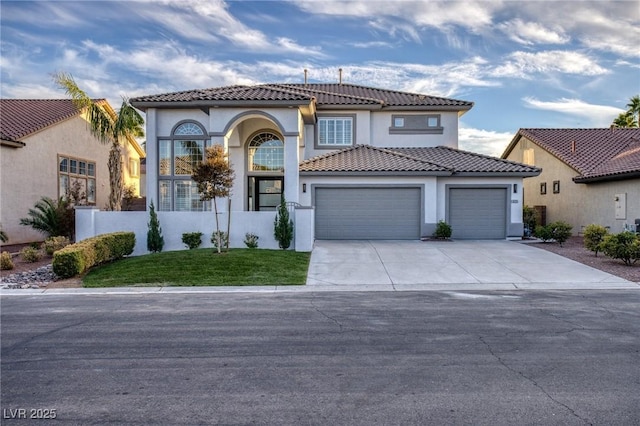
[449,188,507,239]
[315,187,421,239]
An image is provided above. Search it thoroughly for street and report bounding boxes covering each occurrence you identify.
[2,291,639,425]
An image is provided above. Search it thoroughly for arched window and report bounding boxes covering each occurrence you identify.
[158,121,208,211]
[247,131,284,211]
[248,132,284,172]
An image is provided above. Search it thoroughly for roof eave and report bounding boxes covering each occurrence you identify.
[1,139,26,148]
[130,99,312,110]
[573,171,640,184]
[299,170,452,177]
[452,171,542,177]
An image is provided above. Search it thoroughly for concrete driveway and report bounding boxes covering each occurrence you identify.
[306,240,638,291]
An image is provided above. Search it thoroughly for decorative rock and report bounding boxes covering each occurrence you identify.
[0,264,59,289]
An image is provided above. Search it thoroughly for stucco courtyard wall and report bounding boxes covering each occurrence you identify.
[76,206,314,256]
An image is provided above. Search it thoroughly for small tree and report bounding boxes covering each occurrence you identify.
[147,201,164,253]
[583,224,608,257]
[274,197,294,250]
[191,145,234,254]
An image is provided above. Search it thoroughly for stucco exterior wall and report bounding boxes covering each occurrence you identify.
[1,115,112,244]
[369,110,459,148]
[505,137,640,234]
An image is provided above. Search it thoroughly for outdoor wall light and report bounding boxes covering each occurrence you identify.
[302,183,307,193]
[513,184,518,193]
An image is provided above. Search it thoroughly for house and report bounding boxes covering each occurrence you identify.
[501,128,640,234]
[0,99,145,245]
[76,81,540,253]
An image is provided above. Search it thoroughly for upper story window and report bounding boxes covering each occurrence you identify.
[248,132,284,172]
[389,114,443,134]
[157,121,209,211]
[318,116,354,147]
[58,154,96,204]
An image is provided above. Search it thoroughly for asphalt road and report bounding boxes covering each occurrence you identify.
[2,291,639,425]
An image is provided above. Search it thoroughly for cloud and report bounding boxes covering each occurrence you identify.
[497,19,570,45]
[523,97,625,127]
[493,50,609,78]
[458,126,515,157]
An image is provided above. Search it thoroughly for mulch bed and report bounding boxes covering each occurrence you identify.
[528,236,639,283]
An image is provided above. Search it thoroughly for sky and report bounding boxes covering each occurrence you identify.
[1,0,639,156]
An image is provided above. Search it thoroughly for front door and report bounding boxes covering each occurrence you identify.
[249,177,283,211]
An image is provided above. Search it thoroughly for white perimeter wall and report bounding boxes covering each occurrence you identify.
[76,207,314,256]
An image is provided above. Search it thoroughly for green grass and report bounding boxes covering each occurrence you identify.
[82,248,311,287]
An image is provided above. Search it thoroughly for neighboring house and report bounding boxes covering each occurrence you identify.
[502,128,640,234]
[77,82,539,253]
[0,99,145,245]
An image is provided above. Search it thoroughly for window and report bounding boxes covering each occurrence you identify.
[247,131,285,211]
[553,181,560,194]
[58,155,96,204]
[248,132,284,172]
[129,158,140,178]
[389,114,443,134]
[157,121,209,211]
[540,182,547,195]
[318,116,354,147]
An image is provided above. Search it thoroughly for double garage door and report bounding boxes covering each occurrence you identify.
[315,186,507,240]
[315,187,421,240]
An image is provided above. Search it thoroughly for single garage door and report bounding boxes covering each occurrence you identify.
[315,187,421,239]
[449,188,507,239]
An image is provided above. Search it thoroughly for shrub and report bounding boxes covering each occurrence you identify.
[182,232,203,250]
[53,232,135,278]
[20,246,42,263]
[274,198,294,250]
[433,220,452,239]
[0,251,14,270]
[244,232,259,249]
[44,236,71,256]
[0,227,8,243]
[535,221,573,246]
[211,231,229,251]
[600,231,640,266]
[147,201,164,253]
[549,221,573,246]
[535,225,553,242]
[583,224,608,257]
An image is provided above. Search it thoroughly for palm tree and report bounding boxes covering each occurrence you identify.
[612,95,640,128]
[53,72,144,210]
[625,95,640,127]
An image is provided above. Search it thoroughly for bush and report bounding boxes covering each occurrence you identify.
[0,251,14,270]
[583,224,608,257]
[20,246,42,263]
[535,221,573,246]
[433,220,452,239]
[211,231,229,251]
[535,225,553,242]
[147,201,164,253]
[44,236,71,256]
[53,232,135,278]
[182,232,203,250]
[549,221,573,246]
[244,232,259,249]
[600,231,640,266]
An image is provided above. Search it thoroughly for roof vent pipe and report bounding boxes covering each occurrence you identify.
[571,140,576,153]
[304,69,308,86]
[339,68,343,85]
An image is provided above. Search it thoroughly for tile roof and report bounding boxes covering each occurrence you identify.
[131,83,473,110]
[506,128,640,182]
[300,144,540,176]
[0,99,85,142]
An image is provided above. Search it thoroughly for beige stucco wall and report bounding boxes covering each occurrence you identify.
[505,137,640,234]
[1,113,143,245]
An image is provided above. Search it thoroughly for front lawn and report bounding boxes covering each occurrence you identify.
[82,248,311,287]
